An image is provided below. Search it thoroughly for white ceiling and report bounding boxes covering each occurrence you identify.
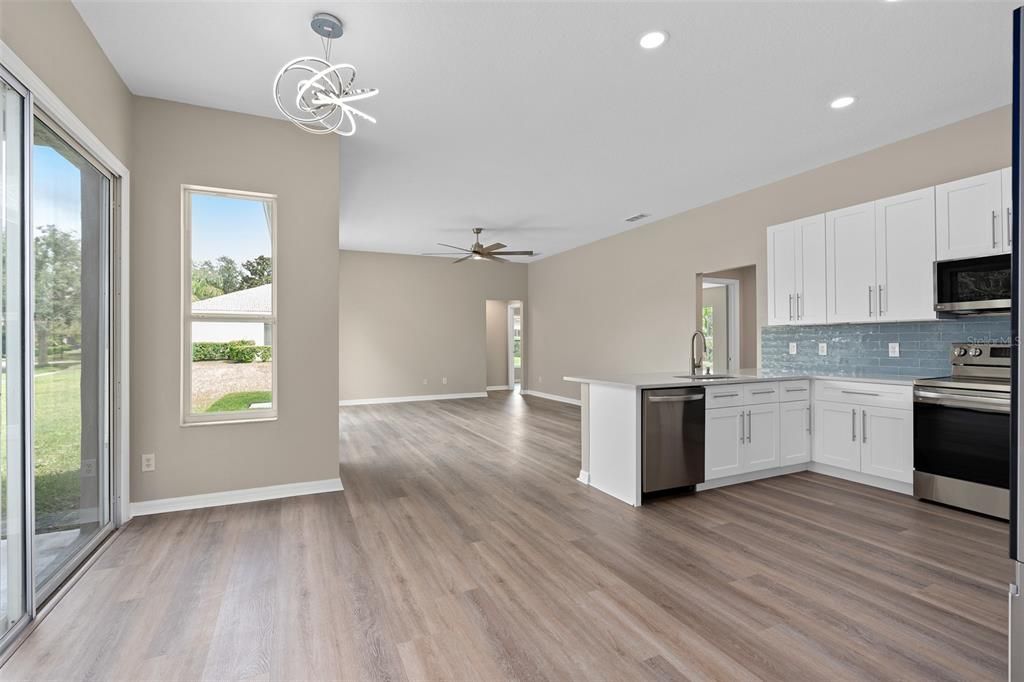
[75,1,1017,260]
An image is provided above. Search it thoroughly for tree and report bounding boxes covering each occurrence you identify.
[240,255,272,289]
[34,225,81,366]
[214,256,242,294]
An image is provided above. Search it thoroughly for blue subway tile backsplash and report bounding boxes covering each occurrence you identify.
[760,317,1012,377]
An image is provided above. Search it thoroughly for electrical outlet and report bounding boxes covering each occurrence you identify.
[422,378,428,385]
[888,342,900,358]
[538,375,543,383]
[788,342,797,355]
[141,453,156,472]
[442,376,447,385]
[818,342,827,356]
[82,459,96,477]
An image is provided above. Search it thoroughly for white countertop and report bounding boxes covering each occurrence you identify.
[563,368,919,389]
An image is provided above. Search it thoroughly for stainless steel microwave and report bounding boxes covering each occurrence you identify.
[934,254,1011,315]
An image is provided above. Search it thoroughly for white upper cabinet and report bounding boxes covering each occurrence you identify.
[767,215,825,325]
[1003,166,1013,254]
[936,170,1004,260]
[874,187,936,321]
[826,202,877,323]
[767,223,798,325]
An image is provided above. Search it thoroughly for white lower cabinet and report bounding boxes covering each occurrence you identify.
[859,406,913,483]
[743,404,780,471]
[813,402,861,471]
[812,399,913,484]
[779,400,811,465]
[705,406,744,479]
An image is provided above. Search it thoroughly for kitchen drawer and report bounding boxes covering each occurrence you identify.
[813,379,912,410]
[778,380,811,402]
[744,382,780,405]
[705,384,745,409]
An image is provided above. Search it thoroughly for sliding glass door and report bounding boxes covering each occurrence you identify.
[0,71,28,644]
[30,115,112,600]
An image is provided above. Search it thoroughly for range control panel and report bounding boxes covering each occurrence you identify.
[950,343,1011,366]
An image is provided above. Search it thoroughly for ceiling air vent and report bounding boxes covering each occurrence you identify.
[624,213,650,223]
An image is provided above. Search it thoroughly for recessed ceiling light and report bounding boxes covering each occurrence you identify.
[830,95,856,109]
[639,31,668,50]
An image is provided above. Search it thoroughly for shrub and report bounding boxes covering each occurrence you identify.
[255,345,272,362]
[227,343,259,363]
[193,339,255,362]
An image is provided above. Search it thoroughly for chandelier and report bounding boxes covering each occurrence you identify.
[273,13,379,136]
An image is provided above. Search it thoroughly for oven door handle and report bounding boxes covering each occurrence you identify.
[913,389,1010,414]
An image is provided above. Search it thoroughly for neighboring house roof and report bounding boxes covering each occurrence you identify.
[193,283,271,314]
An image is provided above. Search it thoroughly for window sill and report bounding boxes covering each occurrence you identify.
[180,414,278,428]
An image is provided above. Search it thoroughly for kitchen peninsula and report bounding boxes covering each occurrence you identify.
[566,370,916,506]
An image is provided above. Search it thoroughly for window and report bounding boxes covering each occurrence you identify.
[182,186,276,424]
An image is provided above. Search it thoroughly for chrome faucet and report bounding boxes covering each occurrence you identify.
[690,330,707,376]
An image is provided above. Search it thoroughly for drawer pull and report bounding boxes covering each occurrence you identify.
[785,387,807,392]
[750,389,776,395]
[712,393,739,398]
[841,390,880,397]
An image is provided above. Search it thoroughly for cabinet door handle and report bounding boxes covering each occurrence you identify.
[739,412,744,443]
[1008,207,1013,245]
[993,209,999,248]
[746,410,752,443]
[878,284,884,316]
[796,293,802,320]
[868,286,874,316]
[851,408,857,441]
[862,409,867,444]
[807,406,812,434]
[788,294,794,321]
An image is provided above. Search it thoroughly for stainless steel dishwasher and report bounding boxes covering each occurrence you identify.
[641,386,705,495]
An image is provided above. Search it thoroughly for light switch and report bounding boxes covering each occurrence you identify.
[818,342,827,356]
[788,342,797,355]
[888,342,900,358]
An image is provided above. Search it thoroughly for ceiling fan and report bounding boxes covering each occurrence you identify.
[423,228,535,263]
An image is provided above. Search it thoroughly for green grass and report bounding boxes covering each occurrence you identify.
[206,391,273,413]
[29,364,84,528]
[513,356,521,369]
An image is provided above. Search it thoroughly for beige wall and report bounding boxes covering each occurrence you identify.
[528,106,1011,401]
[0,0,133,163]
[486,300,510,388]
[339,252,527,401]
[131,97,340,501]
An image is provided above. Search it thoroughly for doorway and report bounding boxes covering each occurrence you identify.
[508,301,523,392]
[700,278,738,374]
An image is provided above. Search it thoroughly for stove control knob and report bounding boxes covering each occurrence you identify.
[954,347,968,357]
[969,347,983,357]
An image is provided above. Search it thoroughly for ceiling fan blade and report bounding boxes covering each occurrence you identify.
[481,242,507,253]
[484,254,509,263]
[489,250,534,256]
[452,255,473,264]
[437,243,472,252]
[421,252,462,256]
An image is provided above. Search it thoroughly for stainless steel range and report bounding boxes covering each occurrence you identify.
[913,343,1010,520]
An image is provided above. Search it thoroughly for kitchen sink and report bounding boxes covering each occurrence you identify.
[672,375,737,381]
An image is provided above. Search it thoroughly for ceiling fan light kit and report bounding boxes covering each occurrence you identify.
[273,13,379,136]
[423,228,536,264]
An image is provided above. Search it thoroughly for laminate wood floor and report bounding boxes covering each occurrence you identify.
[1,391,1012,680]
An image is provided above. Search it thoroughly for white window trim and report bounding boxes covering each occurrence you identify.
[181,184,278,426]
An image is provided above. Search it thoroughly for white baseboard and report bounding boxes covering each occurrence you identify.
[339,392,487,407]
[486,385,512,391]
[130,478,344,517]
[577,469,590,484]
[808,462,913,495]
[521,389,582,406]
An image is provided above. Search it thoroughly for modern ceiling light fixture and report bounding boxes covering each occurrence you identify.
[639,31,668,49]
[422,228,536,264]
[273,12,379,136]
[830,95,856,109]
